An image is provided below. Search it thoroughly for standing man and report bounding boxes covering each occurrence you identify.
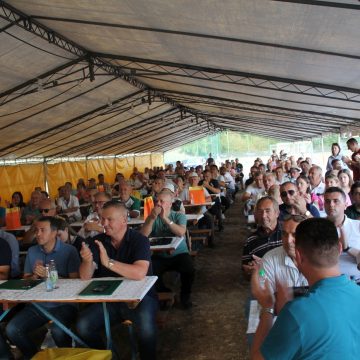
[140,191,195,309]
[6,217,80,359]
[344,138,360,181]
[251,218,360,359]
[76,202,157,360]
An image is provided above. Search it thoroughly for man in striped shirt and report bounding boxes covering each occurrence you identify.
[242,196,282,277]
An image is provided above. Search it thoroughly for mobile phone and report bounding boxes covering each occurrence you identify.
[92,284,108,293]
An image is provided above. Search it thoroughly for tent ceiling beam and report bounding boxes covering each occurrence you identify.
[272,0,360,10]
[119,125,210,154]
[0,90,145,157]
[85,114,200,156]
[0,57,86,101]
[44,108,183,160]
[159,89,360,124]
[104,55,360,102]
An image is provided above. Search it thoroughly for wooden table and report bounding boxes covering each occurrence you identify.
[0,276,157,350]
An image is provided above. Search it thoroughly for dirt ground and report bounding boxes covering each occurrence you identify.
[157,195,250,360]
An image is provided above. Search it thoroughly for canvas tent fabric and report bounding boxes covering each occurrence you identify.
[0,0,359,161]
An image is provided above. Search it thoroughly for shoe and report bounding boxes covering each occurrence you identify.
[180,294,193,309]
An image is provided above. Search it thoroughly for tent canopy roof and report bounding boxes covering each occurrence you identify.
[1,0,359,160]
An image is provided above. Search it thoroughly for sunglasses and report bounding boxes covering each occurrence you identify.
[39,208,50,213]
[280,190,296,197]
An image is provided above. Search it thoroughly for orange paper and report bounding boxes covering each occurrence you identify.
[189,186,206,204]
[143,197,154,220]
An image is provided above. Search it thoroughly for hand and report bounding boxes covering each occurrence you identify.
[293,195,307,215]
[150,206,161,220]
[80,242,93,263]
[338,226,348,250]
[95,240,110,268]
[303,193,311,204]
[242,255,262,276]
[33,260,46,278]
[251,262,274,309]
[342,156,351,164]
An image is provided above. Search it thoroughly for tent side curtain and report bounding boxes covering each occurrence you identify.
[134,155,151,172]
[151,153,164,169]
[0,164,45,203]
[87,158,116,185]
[47,161,87,198]
[46,154,163,196]
[115,157,135,179]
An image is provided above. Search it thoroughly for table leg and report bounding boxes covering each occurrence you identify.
[0,309,10,322]
[102,302,112,350]
[32,303,88,348]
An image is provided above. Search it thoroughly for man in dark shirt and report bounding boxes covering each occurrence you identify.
[345,181,360,220]
[76,201,157,360]
[199,170,223,231]
[242,196,282,277]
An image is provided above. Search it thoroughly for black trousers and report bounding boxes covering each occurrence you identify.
[151,253,195,295]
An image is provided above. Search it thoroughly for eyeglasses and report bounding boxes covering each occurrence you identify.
[94,201,106,205]
[39,208,50,213]
[280,190,296,197]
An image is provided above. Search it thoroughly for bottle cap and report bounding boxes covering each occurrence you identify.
[259,269,265,277]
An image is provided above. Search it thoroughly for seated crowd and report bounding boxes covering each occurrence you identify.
[240,138,360,359]
[0,158,242,359]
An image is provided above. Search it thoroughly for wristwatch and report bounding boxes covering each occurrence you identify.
[260,307,275,317]
[304,210,311,217]
[108,259,115,269]
[168,221,174,226]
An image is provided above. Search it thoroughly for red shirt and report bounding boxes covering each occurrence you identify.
[351,149,360,181]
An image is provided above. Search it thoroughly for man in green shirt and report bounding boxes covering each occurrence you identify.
[140,191,195,308]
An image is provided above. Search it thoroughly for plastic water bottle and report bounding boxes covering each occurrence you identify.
[45,265,53,292]
[259,268,266,289]
[49,260,58,289]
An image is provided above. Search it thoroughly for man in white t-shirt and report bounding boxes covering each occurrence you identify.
[242,172,266,215]
[324,187,360,279]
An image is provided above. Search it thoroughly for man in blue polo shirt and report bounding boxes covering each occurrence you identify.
[6,217,80,359]
[251,218,360,360]
[140,190,195,309]
[77,201,157,360]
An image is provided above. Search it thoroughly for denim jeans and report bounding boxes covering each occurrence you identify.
[76,294,158,360]
[6,304,77,359]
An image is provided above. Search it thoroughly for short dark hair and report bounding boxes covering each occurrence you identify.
[295,218,339,268]
[324,186,346,202]
[350,181,360,195]
[36,216,59,231]
[346,138,358,145]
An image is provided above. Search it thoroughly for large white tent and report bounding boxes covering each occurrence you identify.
[1,0,360,160]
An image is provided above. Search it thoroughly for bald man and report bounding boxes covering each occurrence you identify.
[77,201,157,360]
